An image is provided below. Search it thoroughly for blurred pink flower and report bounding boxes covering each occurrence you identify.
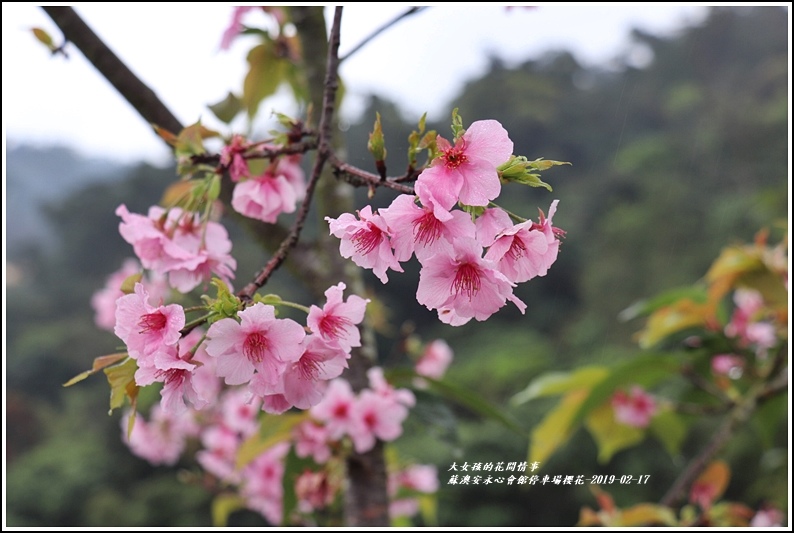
[415,339,454,380]
[611,386,657,428]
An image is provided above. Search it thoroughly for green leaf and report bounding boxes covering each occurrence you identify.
[619,285,709,322]
[570,354,680,427]
[63,353,128,387]
[511,367,609,405]
[211,493,245,527]
[648,408,687,456]
[418,493,438,526]
[585,401,645,464]
[242,42,286,119]
[529,389,588,465]
[236,412,307,470]
[104,357,139,414]
[207,92,242,124]
[637,299,710,349]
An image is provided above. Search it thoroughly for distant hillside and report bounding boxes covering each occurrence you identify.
[5,143,130,254]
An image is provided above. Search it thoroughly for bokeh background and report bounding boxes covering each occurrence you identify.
[4,5,790,527]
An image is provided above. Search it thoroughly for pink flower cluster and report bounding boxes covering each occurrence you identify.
[611,385,657,428]
[326,119,564,326]
[122,367,430,525]
[221,135,307,224]
[307,367,416,454]
[116,204,236,293]
[204,282,368,414]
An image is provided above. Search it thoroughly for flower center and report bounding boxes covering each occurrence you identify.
[506,237,527,261]
[138,311,167,333]
[413,211,442,246]
[244,332,269,363]
[452,263,482,300]
[319,314,353,339]
[443,146,468,170]
[298,351,322,381]
[351,223,383,255]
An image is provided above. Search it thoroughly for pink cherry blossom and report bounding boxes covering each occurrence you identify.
[196,424,241,483]
[380,193,476,264]
[220,134,252,181]
[307,282,369,352]
[326,205,403,283]
[310,378,358,440]
[220,387,262,438]
[349,389,409,453]
[232,170,298,223]
[389,464,439,517]
[134,329,210,414]
[114,282,185,365]
[293,421,332,464]
[116,204,236,293]
[611,386,657,428]
[475,208,550,283]
[415,119,513,210]
[415,339,454,380]
[241,442,290,525]
[281,336,349,410]
[416,238,526,325]
[121,405,198,466]
[205,303,306,386]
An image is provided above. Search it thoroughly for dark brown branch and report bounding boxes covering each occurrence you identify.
[236,7,344,302]
[191,139,319,166]
[41,6,183,142]
[330,156,416,195]
[339,6,427,63]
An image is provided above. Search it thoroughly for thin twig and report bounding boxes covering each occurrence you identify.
[237,7,344,301]
[330,155,415,195]
[339,7,427,63]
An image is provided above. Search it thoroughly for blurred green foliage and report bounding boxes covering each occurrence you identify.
[5,6,788,526]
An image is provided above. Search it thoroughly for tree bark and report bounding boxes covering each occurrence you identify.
[290,6,390,527]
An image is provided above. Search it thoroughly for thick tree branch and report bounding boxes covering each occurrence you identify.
[41,6,183,141]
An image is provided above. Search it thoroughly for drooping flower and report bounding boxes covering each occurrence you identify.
[116,204,236,293]
[204,303,305,386]
[326,205,403,283]
[415,339,454,380]
[134,329,210,414]
[416,238,526,325]
[114,282,185,365]
[611,386,657,428]
[415,119,513,210]
[307,282,369,352]
[477,208,552,283]
[281,336,349,410]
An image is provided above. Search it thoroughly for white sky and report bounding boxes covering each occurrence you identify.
[1,3,713,165]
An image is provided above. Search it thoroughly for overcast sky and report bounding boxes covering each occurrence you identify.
[2,4,714,165]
